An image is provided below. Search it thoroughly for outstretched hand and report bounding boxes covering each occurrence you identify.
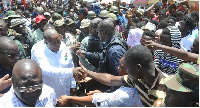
[142,40,161,50]
[57,95,71,107]
[0,74,12,92]
[72,67,85,82]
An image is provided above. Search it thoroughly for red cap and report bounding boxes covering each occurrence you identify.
[35,15,46,23]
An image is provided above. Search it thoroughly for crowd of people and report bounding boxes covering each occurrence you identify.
[0,0,199,107]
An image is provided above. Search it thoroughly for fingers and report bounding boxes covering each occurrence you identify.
[1,74,9,80]
[87,90,102,95]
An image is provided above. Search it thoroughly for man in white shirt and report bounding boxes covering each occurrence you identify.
[31,29,84,98]
[0,59,56,107]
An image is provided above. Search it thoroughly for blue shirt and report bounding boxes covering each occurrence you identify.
[85,36,127,76]
[0,66,12,94]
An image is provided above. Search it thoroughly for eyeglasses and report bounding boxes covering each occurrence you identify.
[16,84,43,93]
[0,51,19,59]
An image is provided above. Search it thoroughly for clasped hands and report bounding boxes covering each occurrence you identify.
[72,62,91,83]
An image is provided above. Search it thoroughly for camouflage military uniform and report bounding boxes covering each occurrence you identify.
[153,63,199,107]
[76,32,89,42]
[8,28,33,59]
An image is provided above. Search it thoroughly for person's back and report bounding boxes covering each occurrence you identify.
[0,59,56,107]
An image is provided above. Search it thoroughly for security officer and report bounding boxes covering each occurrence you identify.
[8,18,33,59]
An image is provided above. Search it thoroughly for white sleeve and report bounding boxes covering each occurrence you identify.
[92,87,143,107]
[31,43,73,79]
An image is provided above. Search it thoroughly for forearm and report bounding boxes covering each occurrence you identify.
[68,96,95,106]
[127,17,136,28]
[87,71,124,86]
[159,44,198,63]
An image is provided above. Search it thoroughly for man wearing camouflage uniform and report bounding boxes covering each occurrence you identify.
[8,18,33,59]
[76,19,90,42]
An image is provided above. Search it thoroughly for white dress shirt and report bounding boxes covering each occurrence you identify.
[0,84,56,107]
[31,40,76,98]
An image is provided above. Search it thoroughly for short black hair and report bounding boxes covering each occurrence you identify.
[176,11,184,16]
[124,45,153,68]
[191,11,199,22]
[142,30,155,41]
[166,16,176,22]
[151,19,158,26]
[78,8,88,16]
[136,21,146,28]
[182,15,195,32]
[158,20,168,29]
[162,28,170,36]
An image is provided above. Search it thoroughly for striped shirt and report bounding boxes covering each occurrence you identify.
[154,26,183,75]
[122,67,167,107]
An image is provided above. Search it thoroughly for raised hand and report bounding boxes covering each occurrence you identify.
[0,74,12,92]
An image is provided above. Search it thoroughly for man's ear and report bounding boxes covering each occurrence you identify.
[136,64,142,70]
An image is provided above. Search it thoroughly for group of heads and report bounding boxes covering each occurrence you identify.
[0,36,44,106]
[124,45,199,107]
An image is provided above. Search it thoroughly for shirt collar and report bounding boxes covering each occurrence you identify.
[148,66,166,91]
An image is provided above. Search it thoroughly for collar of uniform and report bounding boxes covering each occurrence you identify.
[104,35,116,48]
[148,66,166,91]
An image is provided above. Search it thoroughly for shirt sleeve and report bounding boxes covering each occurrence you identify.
[79,38,96,71]
[107,45,126,76]
[31,44,73,79]
[92,87,143,107]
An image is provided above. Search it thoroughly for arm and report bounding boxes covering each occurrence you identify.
[79,38,97,71]
[107,45,126,76]
[80,62,125,86]
[31,43,83,79]
[144,40,199,63]
[58,95,94,106]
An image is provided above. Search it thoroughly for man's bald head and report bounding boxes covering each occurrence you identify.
[91,18,102,27]
[43,29,62,52]
[0,19,8,36]
[12,59,42,82]
[0,36,18,53]
[43,28,58,40]
[12,59,42,106]
[98,19,115,31]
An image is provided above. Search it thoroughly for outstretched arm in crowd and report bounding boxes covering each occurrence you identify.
[79,62,126,87]
[143,40,199,63]
[57,95,95,107]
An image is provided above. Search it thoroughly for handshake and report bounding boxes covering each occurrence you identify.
[72,62,92,83]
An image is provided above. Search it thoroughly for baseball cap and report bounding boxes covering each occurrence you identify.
[165,63,199,93]
[35,15,46,23]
